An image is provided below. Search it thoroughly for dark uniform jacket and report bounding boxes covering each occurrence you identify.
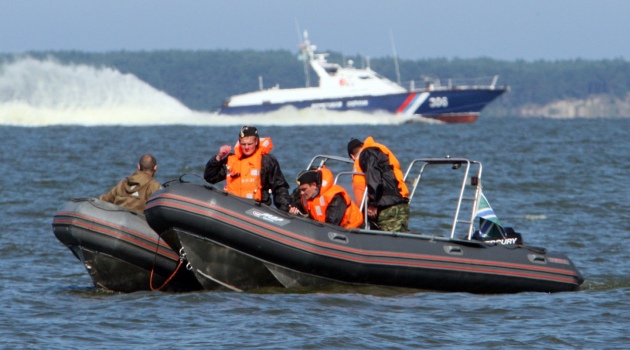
[359,147,408,209]
[204,153,291,211]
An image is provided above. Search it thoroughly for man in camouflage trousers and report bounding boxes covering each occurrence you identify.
[375,202,410,232]
[347,137,410,232]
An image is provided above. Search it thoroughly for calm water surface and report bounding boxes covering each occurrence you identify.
[1,116,628,349]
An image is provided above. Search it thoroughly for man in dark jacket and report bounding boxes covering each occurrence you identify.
[99,154,162,213]
[347,137,410,232]
[204,126,291,211]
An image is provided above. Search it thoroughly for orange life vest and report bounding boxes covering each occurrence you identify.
[303,167,364,229]
[225,137,273,201]
[352,136,409,206]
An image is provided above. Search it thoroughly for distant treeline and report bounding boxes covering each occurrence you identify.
[4,50,630,114]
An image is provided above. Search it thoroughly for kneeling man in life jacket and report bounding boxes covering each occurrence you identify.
[289,167,364,229]
[204,126,291,211]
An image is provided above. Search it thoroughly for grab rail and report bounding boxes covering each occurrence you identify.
[403,157,483,239]
[304,155,485,239]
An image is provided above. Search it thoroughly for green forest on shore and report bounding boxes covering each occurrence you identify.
[4,49,630,117]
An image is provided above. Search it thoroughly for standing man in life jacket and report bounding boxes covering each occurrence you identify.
[204,126,291,211]
[288,167,363,229]
[347,137,410,232]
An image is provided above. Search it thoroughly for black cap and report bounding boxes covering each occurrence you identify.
[296,170,319,185]
[239,126,258,138]
[347,138,363,157]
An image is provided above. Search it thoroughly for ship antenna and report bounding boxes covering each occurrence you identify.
[390,29,401,85]
[302,30,311,87]
[295,20,311,87]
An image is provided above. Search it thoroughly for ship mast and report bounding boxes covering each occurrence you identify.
[301,31,312,87]
[390,29,401,85]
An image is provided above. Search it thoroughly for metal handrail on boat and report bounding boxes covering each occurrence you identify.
[305,155,485,239]
[336,171,369,229]
[403,157,483,239]
[306,154,354,169]
[409,75,503,92]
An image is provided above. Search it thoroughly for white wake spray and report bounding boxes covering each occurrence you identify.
[0,57,193,126]
[0,58,418,126]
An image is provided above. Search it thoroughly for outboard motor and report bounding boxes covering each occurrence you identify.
[472,227,524,245]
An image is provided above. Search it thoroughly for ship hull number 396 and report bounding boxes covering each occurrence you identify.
[428,96,448,108]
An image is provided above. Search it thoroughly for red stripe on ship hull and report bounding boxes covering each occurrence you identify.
[395,93,417,114]
[424,113,479,124]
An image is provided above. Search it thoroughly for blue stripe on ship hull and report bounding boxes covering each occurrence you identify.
[220,89,506,118]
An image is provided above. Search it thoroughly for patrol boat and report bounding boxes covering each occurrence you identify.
[144,156,584,294]
[52,198,202,293]
[219,32,509,123]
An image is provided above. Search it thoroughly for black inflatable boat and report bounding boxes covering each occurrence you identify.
[144,156,584,293]
[52,198,202,293]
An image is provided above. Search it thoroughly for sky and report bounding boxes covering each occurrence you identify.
[2,0,629,61]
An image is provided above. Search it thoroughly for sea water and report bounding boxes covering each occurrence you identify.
[0,58,628,349]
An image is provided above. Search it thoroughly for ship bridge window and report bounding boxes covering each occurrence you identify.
[324,67,338,75]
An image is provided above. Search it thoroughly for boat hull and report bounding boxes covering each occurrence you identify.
[52,198,202,293]
[145,182,584,294]
[219,89,506,123]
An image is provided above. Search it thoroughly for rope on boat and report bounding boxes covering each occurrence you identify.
[149,235,184,291]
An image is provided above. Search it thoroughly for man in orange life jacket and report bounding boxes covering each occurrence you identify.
[347,137,410,232]
[204,126,291,211]
[288,167,363,228]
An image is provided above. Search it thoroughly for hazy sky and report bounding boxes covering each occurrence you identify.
[2,0,628,61]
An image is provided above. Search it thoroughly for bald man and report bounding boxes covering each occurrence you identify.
[99,154,162,213]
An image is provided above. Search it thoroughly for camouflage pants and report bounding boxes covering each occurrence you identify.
[373,203,410,232]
